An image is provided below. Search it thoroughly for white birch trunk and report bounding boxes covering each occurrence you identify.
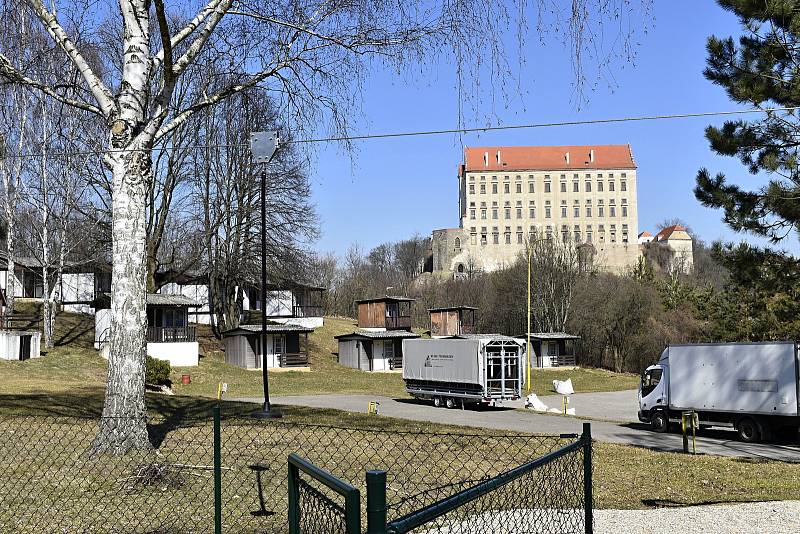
[40,146,52,349]
[94,0,154,453]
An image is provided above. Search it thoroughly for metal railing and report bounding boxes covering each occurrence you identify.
[384,316,411,329]
[279,352,309,367]
[146,325,196,343]
[288,454,361,534]
[292,305,323,318]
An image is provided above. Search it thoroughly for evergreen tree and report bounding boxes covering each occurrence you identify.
[695,1,800,240]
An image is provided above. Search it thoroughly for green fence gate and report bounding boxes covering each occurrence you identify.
[288,423,593,534]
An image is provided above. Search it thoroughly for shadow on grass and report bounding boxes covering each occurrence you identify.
[641,498,759,508]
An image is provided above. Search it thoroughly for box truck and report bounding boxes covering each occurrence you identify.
[402,336,524,408]
[638,342,800,442]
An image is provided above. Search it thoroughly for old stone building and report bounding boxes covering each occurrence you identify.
[432,145,641,275]
[639,224,694,273]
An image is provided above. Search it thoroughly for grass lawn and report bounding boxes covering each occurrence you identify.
[530,367,640,396]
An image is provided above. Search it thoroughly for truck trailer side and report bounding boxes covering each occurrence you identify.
[638,342,800,442]
[402,337,523,408]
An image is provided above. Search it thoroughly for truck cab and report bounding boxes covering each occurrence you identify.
[638,363,668,432]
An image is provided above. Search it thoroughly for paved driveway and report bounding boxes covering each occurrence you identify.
[235,394,800,462]
[538,389,640,423]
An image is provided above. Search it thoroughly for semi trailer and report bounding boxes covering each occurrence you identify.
[638,342,800,442]
[402,336,524,408]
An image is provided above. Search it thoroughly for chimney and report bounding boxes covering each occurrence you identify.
[589,149,594,163]
[496,150,501,164]
[483,151,488,166]
[565,152,570,165]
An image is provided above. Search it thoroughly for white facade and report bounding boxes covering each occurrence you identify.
[0,330,41,360]
[146,341,200,367]
[160,282,212,324]
[59,273,96,314]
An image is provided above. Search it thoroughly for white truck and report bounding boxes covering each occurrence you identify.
[402,336,524,408]
[638,342,800,442]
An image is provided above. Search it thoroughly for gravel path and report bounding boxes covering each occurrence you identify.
[596,501,800,533]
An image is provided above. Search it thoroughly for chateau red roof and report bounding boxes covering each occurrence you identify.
[654,225,688,241]
[462,145,636,173]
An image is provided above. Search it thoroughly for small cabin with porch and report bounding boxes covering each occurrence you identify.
[94,293,201,366]
[356,296,414,331]
[335,330,420,371]
[222,323,313,369]
[0,288,42,361]
[429,306,477,337]
[515,332,580,368]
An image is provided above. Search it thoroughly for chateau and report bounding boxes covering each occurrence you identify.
[432,145,642,274]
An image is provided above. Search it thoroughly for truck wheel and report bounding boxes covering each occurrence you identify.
[433,397,442,408]
[736,417,761,443]
[445,397,456,409]
[650,412,668,433]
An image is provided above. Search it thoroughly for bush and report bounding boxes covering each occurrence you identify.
[145,355,171,386]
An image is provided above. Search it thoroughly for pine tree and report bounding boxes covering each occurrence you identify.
[695,0,800,241]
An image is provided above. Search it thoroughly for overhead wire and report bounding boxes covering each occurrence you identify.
[1,105,798,160]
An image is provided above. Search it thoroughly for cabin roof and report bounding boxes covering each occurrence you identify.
[355,296,415,304]
[513,332,581,340]
[335,329,420,340]
[222,323,314,336]
[428,306,478,312]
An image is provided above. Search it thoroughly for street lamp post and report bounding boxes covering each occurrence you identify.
[250,131,282,419]
[526,241,532,394]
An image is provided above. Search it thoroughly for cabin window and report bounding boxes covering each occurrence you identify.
[547,342,557,356]
[384,340,394,360]
[274,335,285,354]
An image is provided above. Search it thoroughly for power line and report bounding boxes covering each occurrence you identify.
[2,106,798,160]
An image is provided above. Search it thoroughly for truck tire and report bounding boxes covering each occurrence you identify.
[445,397,456,409]
[650,411,668,433]
[433,397,443,408]
[736,417,761,443]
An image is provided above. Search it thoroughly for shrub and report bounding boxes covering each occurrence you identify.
[145,355,171,386]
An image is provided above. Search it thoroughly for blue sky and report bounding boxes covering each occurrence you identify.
[307,1,782,256]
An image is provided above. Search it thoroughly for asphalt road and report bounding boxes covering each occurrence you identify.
[235,391,800,462]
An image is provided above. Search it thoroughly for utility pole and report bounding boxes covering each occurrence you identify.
[526,240,532,394]
[250,131,281,419]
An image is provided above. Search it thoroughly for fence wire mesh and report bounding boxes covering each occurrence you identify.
[0,411,580,533]
[389,443,588,534]
[296,477,350,534]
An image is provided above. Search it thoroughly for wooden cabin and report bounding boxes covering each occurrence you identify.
[94,293,201,366]
[356,296,414,330]
[429,306,477,337]
[222,323,312,369]
[335,330,420,371]
[514,332,580,368]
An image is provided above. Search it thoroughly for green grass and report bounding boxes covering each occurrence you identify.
[531,367,640,396]
[173,316,411,399]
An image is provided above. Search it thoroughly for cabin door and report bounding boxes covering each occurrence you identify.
[18,335,31,361]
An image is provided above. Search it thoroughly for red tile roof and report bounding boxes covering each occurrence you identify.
[462,145,636,173]
[654,224,688,241]
[638,231,652,237]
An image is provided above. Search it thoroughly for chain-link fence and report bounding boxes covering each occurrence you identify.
[0,408,580,533]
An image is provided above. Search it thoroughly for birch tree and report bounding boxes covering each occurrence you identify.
[0,0,650,452]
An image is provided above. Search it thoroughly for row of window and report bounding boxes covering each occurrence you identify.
[468,200,629,220]
[467,174,629,196]
[460,224,630,246]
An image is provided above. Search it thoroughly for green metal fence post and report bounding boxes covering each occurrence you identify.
[366,470,388,534]
[213,404,222,534]
[287,461,300,534]
[582,422,593,534]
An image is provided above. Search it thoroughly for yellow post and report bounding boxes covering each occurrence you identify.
[217,382,222,401]
[526,241,532,394]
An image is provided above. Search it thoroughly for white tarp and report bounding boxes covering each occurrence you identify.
[553,378,574,395]
[402,339,481,384]
[524,394,548,412]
